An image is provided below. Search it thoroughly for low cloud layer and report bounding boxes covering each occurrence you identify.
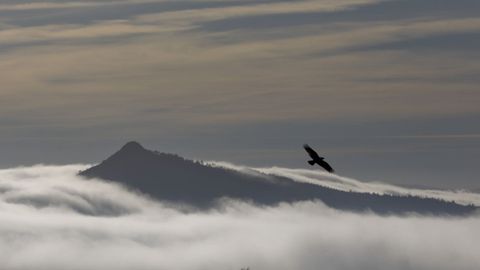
[211,161,480,206]
[1,164,479,270]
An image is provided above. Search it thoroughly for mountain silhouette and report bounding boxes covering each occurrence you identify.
[79,141,476,215]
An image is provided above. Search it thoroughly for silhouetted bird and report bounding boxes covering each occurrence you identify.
[303,144,334,173]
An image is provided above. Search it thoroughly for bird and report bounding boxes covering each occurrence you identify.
[303,144,334,173]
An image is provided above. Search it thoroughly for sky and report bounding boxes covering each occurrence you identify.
[0,0,479,190]
[1,164,479,270]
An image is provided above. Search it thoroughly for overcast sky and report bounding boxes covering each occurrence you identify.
[0,0,479,190]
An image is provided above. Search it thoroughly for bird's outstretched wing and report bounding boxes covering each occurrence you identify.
[318,159,334,173]
[303,144,321,159]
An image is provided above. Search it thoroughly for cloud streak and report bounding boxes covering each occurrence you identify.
[211,161,480,206]
[0,164,479,270]
[0,0,479,133]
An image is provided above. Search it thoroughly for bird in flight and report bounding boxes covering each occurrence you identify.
[303,144,334,173]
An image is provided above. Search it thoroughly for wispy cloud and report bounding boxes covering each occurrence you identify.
[211,161,480,206]
[0,0,479,128]
[383,134,480,140]
[0,2,106,11]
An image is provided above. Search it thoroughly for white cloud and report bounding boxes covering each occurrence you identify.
[211,161,480,206]
[0,164,479,270]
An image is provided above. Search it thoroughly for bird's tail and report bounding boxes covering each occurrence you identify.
[308,160,315,166]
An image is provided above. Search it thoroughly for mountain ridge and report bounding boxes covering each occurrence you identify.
[79,141,477,215]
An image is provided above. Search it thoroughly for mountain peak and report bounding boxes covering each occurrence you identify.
[119,141,145,152]
[106,141,154,162]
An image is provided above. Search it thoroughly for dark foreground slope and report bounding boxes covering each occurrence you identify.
[79,142,476,215]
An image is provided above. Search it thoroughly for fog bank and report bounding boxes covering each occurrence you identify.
[0,165,479,270]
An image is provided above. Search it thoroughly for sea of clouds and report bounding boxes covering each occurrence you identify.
[0,164,479,270]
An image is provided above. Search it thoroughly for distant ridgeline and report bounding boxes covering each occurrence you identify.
[79,142,477,215]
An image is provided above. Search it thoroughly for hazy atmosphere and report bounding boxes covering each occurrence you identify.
[0,0,479,189]
[1,1,479,269]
